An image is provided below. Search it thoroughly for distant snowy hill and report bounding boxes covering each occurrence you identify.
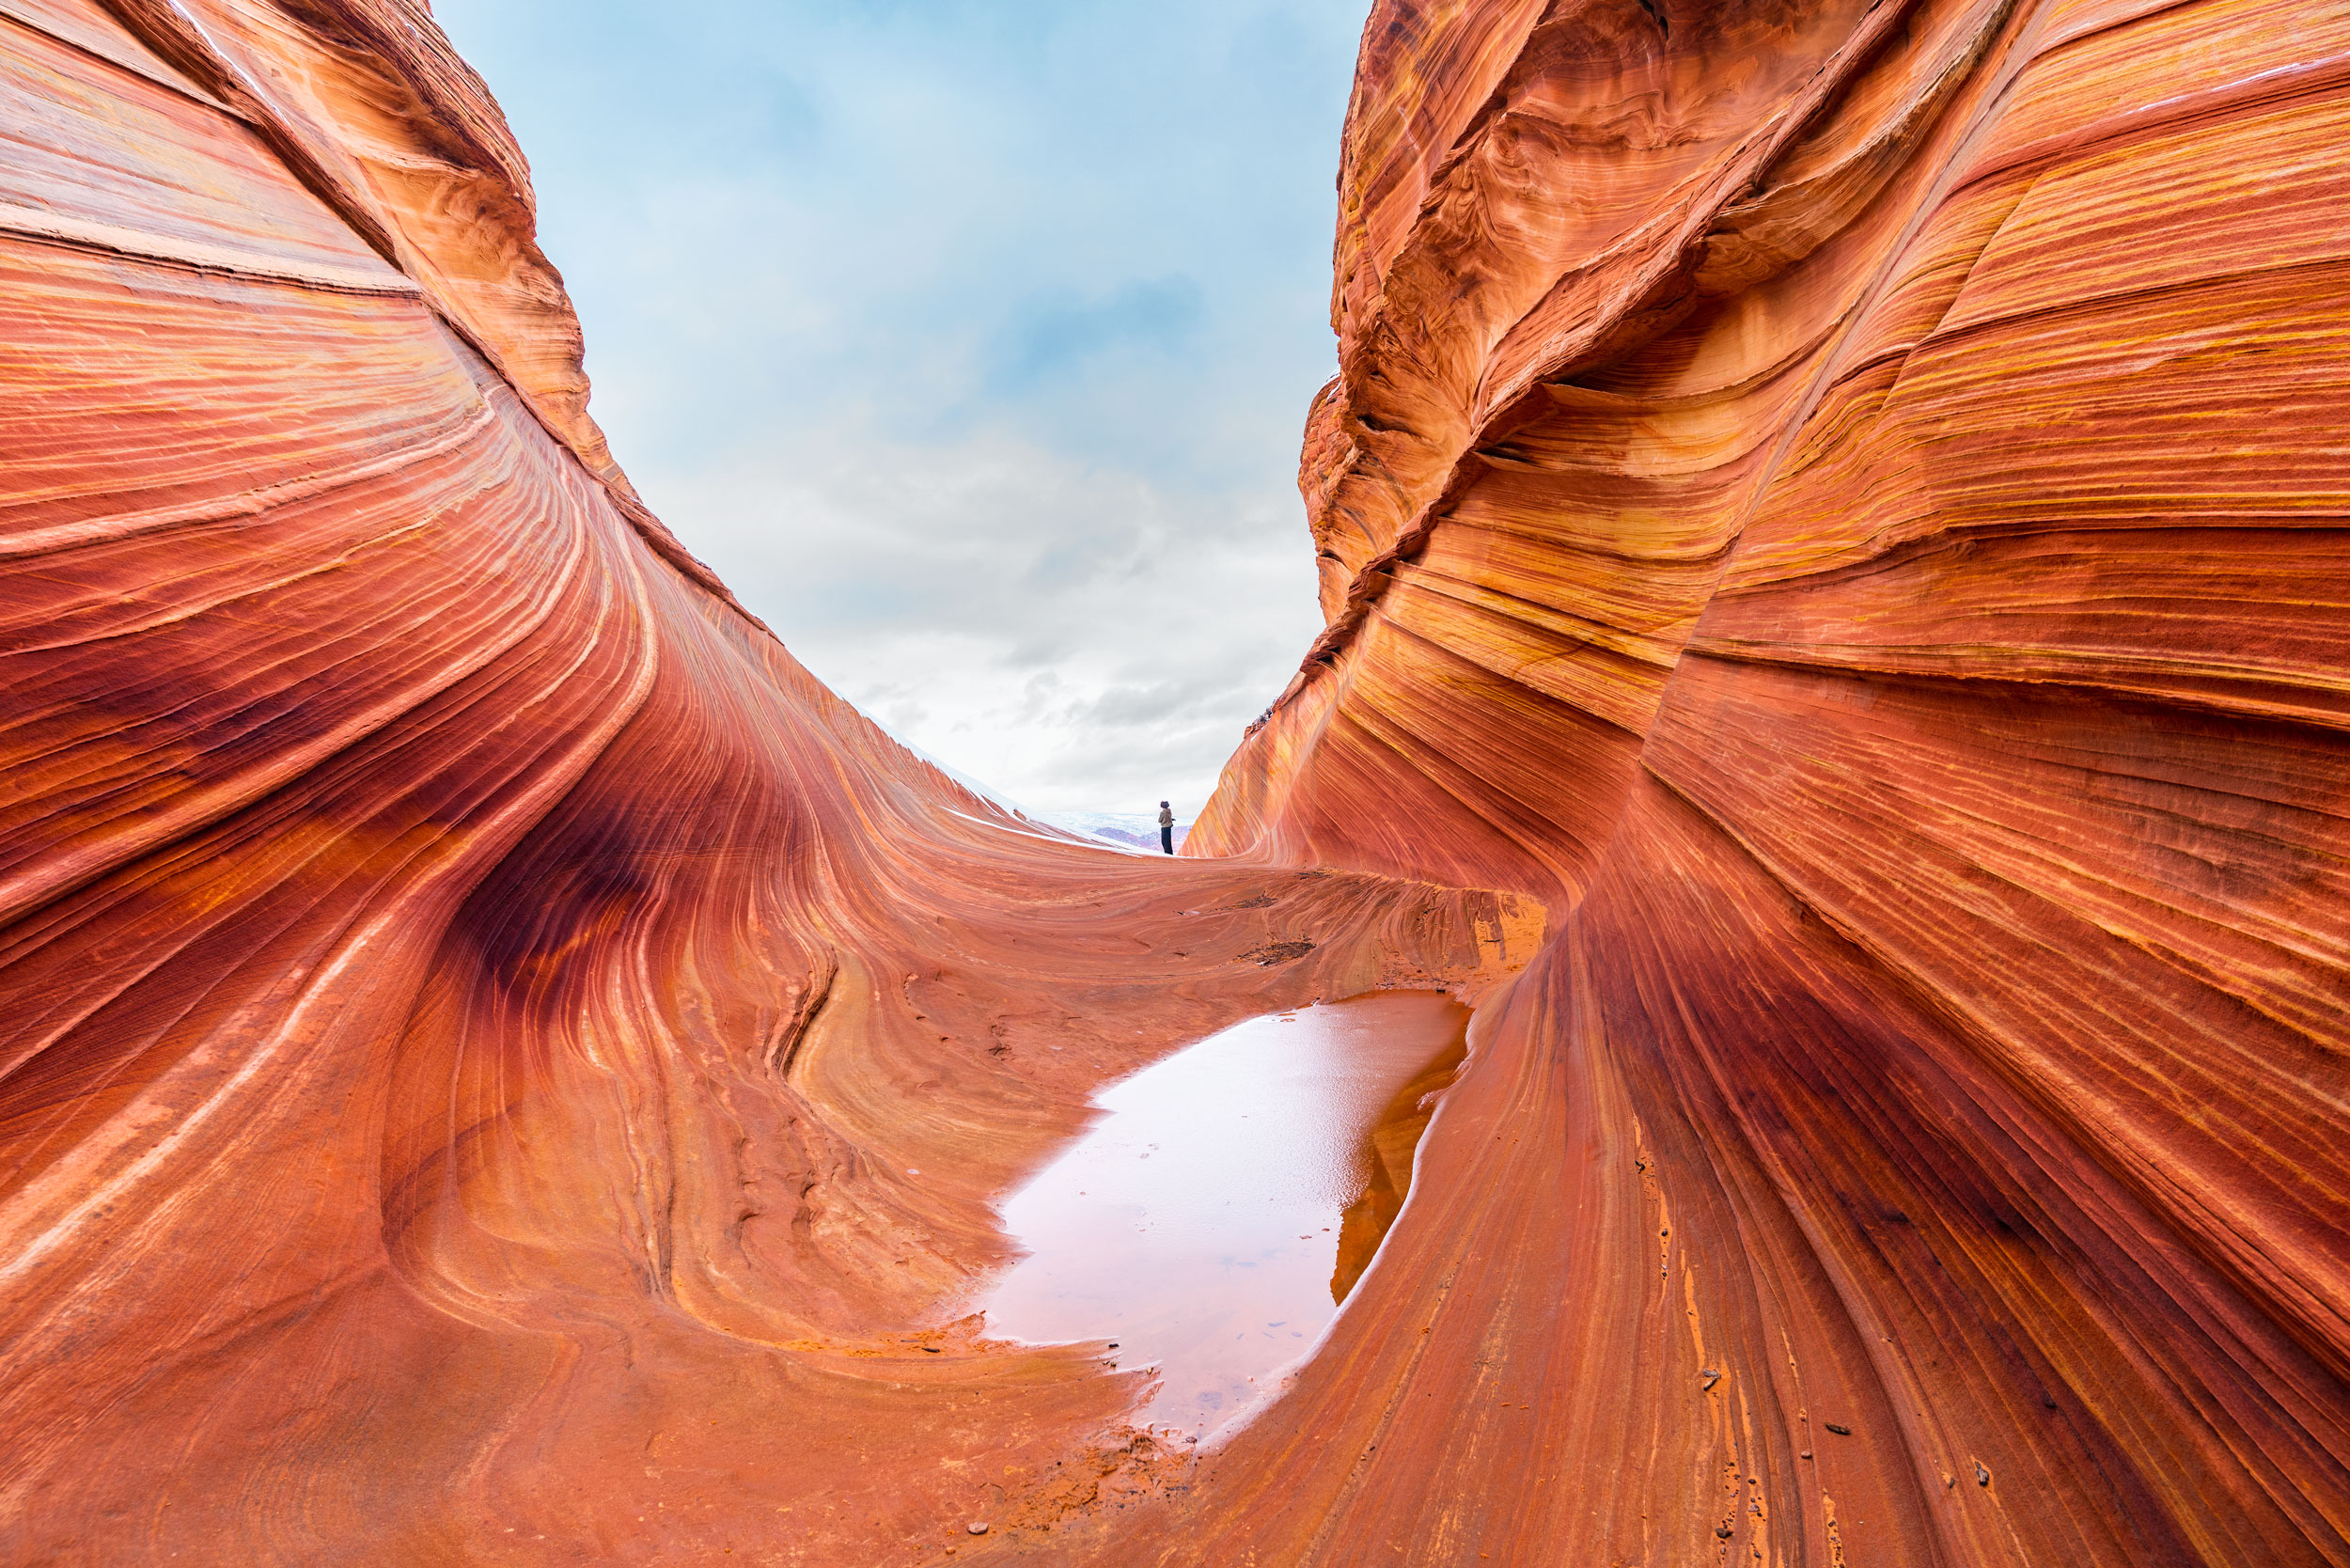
[847,717,1188,855]
[1036,810,1191,854]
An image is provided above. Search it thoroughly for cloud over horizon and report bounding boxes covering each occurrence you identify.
[431,0,1367,815]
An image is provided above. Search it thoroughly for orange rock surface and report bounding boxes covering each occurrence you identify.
[1174,0,2350,1562]
[1,0,2344,1565]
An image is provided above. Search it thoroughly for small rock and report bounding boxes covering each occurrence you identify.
[1824,1422,1852,1435]
[1976,1463,1991,1488]
[968,1521,990,1535]
[1699,1368,1720,1390]
[1716,1527,1734,1539]
[1799,1450,1813,1460]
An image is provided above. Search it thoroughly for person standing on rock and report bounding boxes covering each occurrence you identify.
[1158,801,1175,855]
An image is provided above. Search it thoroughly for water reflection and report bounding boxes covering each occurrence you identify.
[979,991,1469,1438]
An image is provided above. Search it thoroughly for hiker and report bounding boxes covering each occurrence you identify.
[1158,800,1175,855]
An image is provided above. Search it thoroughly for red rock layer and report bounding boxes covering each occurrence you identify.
[4,0,2346,1564]
[1160,0,2350,1563]
[0,3,1540,1562]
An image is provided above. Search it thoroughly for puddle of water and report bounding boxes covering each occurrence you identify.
[979,990,1469,1438]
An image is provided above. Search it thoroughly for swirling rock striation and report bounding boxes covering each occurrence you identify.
[0,0,2344,1565]
[1169,0,2350,1564]
[0,2,1530,1561]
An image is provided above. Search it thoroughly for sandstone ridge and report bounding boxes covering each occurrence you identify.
[1,1,2344,1565]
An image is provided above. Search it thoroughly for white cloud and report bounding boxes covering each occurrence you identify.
[647,427,1318,811]
[432,0,1363,813]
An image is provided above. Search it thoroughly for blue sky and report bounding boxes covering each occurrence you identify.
[431,0,1368,814]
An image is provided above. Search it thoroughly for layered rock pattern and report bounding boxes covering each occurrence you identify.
[1,0,2344,1565]
[0,3,1532,1561]
[1173,0,2350,1563]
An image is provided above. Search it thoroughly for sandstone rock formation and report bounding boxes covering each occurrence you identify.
[0,0,2342,1565]
[0,4,1529,1560]
[1174,0,2350,1563]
